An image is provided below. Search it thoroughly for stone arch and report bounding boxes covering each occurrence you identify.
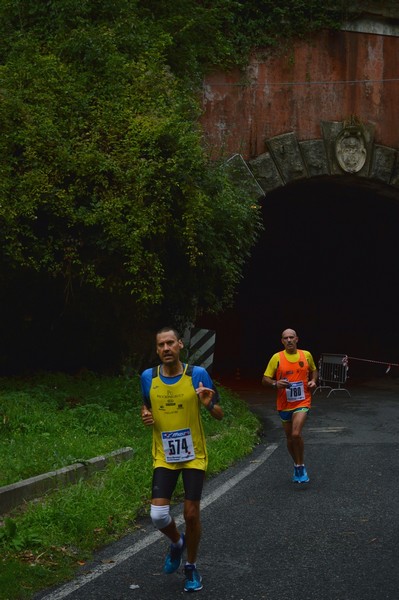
[245,121,399,197]
[207,124,399,379]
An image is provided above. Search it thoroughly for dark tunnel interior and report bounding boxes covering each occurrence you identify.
[199,176,399,382]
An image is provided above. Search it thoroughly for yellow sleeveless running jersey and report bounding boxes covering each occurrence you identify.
[149,365,208,470]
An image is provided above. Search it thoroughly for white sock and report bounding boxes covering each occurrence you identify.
[172,535,183,549]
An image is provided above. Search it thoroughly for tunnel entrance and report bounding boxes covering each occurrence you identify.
[199,176,399,382]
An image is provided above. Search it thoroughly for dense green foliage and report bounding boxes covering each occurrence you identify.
[0,1,346,372]
[0,373,261,599]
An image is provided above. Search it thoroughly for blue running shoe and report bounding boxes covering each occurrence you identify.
[292,465,300,482]
[292,465,310,483]
[297,465,310,483]
[163,534,186,574]
[184,564,203,593]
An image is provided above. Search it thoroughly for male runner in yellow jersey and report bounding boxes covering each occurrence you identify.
[262,328,318,483]
[141,327,223,593]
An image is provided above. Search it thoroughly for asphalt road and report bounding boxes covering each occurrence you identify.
[34,378,399,600]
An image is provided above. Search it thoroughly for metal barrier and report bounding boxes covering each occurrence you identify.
[314,353,351,397]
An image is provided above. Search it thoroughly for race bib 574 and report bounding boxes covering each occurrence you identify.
[161,428,195,463]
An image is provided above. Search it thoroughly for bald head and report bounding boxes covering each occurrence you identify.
[281,328,298,354]
[282,328,297,338]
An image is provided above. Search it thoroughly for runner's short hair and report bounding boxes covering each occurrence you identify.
[156,326,181,340]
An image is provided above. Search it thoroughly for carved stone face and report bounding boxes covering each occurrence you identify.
[335,126,367,173]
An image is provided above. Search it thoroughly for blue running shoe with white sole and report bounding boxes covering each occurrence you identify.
[163,533,186,574]
[297,465,310,483]
[292,465,310,483]
[184,564,203,592]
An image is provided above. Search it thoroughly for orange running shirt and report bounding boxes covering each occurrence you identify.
[264,349,316,411]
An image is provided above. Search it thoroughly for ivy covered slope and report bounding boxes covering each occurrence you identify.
[0,1,345,371]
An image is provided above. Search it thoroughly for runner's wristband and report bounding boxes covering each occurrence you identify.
[206,399,215,411]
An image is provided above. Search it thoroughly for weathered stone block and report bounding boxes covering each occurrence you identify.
[299,140,329,177]
[370,145,398,184]
[247,152,284,194]
[266,133,307,183]
[390,154,399,187]
[321,121,344,175]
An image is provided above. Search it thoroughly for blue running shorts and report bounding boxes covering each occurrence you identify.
[279,407,310,422]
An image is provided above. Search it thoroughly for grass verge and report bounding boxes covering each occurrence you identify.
[0,372,261,600]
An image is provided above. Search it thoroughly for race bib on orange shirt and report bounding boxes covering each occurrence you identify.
[286,381,305,402]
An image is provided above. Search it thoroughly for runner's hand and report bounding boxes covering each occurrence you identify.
[196,382,215,407]
[141,407,155,426]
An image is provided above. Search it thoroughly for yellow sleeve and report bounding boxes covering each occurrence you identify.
[304,351,317,371]
[263,353,280,378]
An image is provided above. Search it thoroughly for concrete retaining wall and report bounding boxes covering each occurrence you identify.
[0,446,134,515]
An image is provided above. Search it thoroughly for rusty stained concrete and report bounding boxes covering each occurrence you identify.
[201,30,399,160]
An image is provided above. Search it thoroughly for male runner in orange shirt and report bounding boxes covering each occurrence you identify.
[262,328,318,483]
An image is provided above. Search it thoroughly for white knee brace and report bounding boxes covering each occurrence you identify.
[150,504,172,530]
